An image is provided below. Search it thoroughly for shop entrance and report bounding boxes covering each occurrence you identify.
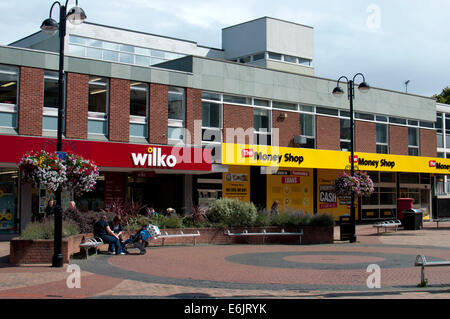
[127,173,184,215]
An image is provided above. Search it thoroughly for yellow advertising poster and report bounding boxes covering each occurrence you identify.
[317,169,359,221]
[266,169,314,213]
[223,165,250,202]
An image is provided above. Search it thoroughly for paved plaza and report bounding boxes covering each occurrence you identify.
[1,222,450,299]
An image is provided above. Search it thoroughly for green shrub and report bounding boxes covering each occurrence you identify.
[253,210,272,227]
[20,218,80,240]
[208,198,258,227]
[270,211,334,227]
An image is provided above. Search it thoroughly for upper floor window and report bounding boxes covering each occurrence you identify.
[88,76,109,136]
[130,82,148,139]
[42,71,61,133]
[376,123,389,154]
[340,118,351,151]
[168,86,185,143]
[299,112,315,149]
[0,65,19,129]
[408,127,419,156]
[254,108,271,145]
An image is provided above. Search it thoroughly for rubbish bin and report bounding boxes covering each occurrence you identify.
[339,215,352,241]
[403,209,423,230]
[397,198,414,221]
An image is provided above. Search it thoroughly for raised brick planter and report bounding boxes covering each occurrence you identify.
[9,226,333,264]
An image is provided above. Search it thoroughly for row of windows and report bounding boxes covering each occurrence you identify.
[201,91,422,155]
[231,52,312,67]
[68,35,185,67]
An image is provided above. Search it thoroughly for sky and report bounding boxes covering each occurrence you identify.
[0,0,449,98]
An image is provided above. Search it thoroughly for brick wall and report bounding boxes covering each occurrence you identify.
[223,104,254,144]
[65,72,89,139]
[420,128,437,157]
[109,78,130,142]
[18,67,43,136]
[148,83,168,145]
[316,115,340,150]
[272,110,299,147]
[389,125,408,155]
[355,120,376,153]
[185,88,202,146]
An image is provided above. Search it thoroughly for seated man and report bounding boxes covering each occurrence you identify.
[93,215,124,255]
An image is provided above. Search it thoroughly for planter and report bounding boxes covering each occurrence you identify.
[9,226,333,264]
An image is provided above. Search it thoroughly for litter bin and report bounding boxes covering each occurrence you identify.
[339,215,352,241]
[403,209,423,230]
[397,198,414,221]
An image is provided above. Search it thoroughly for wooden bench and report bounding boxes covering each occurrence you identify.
[225,229,304,245]
[373,220,401,234]
[432,218,450,229]
[157,230,201,246]
[79,237,104,259]
[415,254,450,286]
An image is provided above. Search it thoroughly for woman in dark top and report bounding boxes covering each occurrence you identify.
[93,215,124,255]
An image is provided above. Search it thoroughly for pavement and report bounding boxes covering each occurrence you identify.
[1,222,450,299]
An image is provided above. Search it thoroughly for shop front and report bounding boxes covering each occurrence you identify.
[0,134,212,237]
[222,143,450,221]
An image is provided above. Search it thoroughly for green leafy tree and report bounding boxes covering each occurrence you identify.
[433,86,450,104]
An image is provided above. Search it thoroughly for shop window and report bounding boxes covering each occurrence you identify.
[0,64,18,129]
[42,71,60,132]
[0,168,19,234]
[168,86,185,143]
[130,82,148,139]
[254,108,271,146]
[88,76,109,136]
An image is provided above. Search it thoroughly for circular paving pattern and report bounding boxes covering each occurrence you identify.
[283,254,385,265]
[73,243,450,292]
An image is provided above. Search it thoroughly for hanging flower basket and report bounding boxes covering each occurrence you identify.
[19,150,99,196]
[334,171,374,197]
[18,150,66,193]
[63,152,99,197]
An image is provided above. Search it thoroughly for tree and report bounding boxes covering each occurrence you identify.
[433,86,450,104]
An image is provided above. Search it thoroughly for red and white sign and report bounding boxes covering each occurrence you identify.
[349,155,358,163]
[0,135,212,172]
[429,160,436,168]
[242,149,254,158]
[291,171,309,176]
[282,176,300,184]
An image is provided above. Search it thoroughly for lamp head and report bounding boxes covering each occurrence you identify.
[358,81,370,93]
[67,5,87,25]
[332,86,345,97]
[40,18,59,34]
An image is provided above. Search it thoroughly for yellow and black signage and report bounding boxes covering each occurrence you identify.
[222,143,450,174]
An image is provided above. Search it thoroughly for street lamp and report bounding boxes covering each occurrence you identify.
[332,73,370,243]
[41,0,86,268]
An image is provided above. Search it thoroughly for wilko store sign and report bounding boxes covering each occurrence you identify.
[132,147,177,168]
[0,135,212,172]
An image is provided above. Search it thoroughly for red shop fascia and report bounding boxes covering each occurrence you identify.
[0,134,213,203]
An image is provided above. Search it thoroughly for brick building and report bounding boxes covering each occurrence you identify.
[0,17,446,239]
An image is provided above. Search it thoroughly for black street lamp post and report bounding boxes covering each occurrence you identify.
[41,0,86,267]
[332,73,370,243]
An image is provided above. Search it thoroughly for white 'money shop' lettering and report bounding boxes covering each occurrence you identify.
[131,148,177,168]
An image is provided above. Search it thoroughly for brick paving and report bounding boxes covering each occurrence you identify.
[0,222,449,299]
